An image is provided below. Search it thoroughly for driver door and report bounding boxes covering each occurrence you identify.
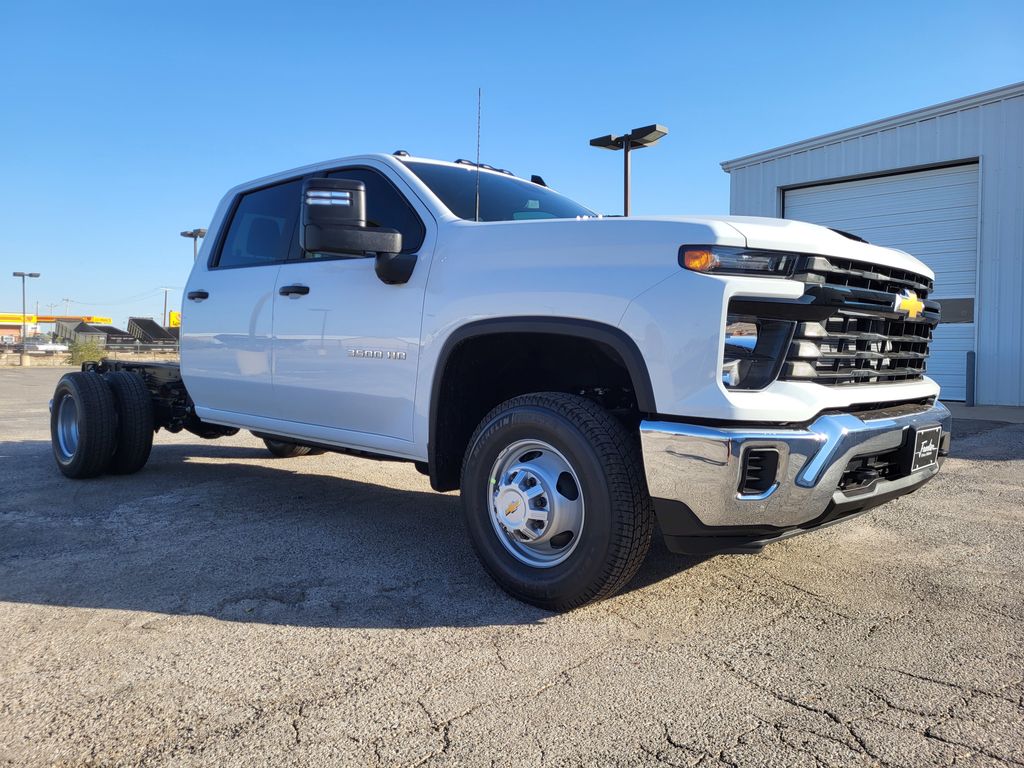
[270,165,433,445]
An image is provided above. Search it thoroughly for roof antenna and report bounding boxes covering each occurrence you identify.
[475,87,482,222]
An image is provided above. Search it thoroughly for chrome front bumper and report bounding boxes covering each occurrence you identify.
[640,400,951,530]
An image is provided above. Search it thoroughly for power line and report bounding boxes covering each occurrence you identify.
[62,288,181,307]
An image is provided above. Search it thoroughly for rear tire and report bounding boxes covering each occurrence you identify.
[50,372,117,479]
[262,438,323,458]
[104,371,154,475]
[460,392,653,611]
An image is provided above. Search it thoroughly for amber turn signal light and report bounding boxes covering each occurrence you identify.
[682,249,718,272]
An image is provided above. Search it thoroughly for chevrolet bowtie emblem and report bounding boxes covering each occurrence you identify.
[505,500,521,516]
[894,289,925,320]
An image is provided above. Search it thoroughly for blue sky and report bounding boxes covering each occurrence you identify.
[1,0,1021,327]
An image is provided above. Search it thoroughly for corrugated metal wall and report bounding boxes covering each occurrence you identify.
[722,83,1024,406]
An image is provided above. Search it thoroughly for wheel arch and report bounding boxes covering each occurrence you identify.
[427,316,656,492]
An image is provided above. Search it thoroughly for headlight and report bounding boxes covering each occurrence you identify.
[680,245,798,277]
[722,313,794,390]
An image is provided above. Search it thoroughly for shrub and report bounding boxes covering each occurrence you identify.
[65,339,106,365]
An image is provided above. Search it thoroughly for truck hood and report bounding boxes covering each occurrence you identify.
[632,215,932,279]
[706,215,933,280]
[444,214,933,280]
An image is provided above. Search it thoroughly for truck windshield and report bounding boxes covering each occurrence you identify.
[402,160,596,222]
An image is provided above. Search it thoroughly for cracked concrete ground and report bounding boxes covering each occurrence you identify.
[1,367,1022,767]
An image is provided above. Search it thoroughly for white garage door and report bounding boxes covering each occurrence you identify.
[784,164,978,400]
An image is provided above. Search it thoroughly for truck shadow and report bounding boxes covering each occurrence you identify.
[1,438,707,629]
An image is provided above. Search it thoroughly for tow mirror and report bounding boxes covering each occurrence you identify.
[300,178,416,284]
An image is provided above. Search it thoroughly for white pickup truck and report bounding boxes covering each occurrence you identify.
[49,153,951,609]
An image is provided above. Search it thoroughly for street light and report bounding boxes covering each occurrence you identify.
[12,271,41,367]
[589,124,669,216]
[180,228,208,261]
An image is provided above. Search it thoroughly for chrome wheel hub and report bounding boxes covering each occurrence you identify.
[56,394,79,461]
[488,439,584,568]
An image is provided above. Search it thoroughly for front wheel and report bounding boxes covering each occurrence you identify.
[460,392,653,611]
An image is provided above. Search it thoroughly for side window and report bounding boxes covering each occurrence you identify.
[215,179,303,268]
[323,168,425,254]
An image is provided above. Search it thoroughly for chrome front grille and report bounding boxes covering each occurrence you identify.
[782,256,938,386]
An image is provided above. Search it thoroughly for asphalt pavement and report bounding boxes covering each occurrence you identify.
[1,367,1022,767]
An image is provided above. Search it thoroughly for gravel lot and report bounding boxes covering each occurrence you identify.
[1,367,1022,767]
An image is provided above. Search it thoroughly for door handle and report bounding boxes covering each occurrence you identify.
[279,284,310,297]
[187,290,209,301]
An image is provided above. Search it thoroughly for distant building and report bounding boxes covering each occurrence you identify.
[0,323,26,343]
[0,313,37,342]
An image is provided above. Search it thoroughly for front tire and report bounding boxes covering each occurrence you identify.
[460,392,653,610]
[50,372,117,479]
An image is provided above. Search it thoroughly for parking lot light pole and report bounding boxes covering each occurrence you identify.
[12,271,41,367]
[589,124,669,216]
[180,228,208,261]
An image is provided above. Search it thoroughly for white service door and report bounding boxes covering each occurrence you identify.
[784,164,978,400]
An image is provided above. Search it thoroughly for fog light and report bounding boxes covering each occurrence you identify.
[722,312,795,390]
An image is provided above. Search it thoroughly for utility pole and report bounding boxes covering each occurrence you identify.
[12,271,41,367]
[62,298,72,316]
[46,303,59,342]
[159,287,173,326]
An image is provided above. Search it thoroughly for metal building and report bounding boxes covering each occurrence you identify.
[722,82,1024,405]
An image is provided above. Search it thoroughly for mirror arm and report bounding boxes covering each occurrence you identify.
[375,252,418,285]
